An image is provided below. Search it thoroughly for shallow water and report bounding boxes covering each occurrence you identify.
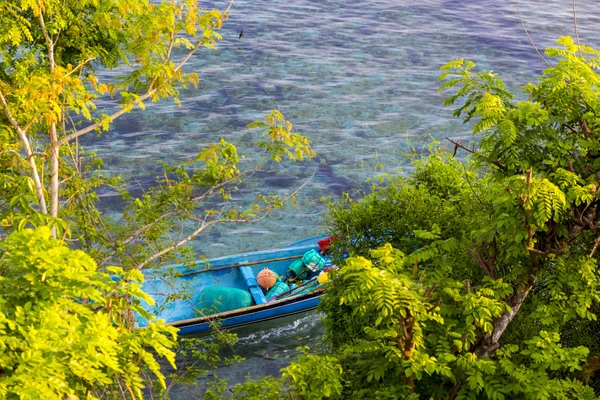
[89,0,600,393]
[92,0,599,259]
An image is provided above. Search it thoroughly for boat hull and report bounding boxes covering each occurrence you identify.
[172,291,322,335]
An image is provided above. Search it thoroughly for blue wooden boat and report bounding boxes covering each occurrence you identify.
[136,235,330,335]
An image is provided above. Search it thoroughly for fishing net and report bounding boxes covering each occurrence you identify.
[266,281,291,300]
[286,250,327,281]
[286,259,305,279]
[197,286,253,314]
[302,249,325,272]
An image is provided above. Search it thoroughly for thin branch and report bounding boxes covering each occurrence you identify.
[137,209,278,270]
[191,165,268,203]
[424,284,437,298]
[22,116,37,135]
[36,1,55,71]
[589,235,600,258]
[444,137,506,170]
[445,137,475,155]
[98,211,179,267]
[64,129,81,174]
[562,123,579,135]
[573,0,582,50]
[171,0,234,71]
[57,30,202,147]
[50,123,59,220]
[468,246,498,280]
[164,4,177,63]
[223,0,235,16]
[56,90,157,146]
[526,247,546,255]
[526,245,566,256]
[515,0,552,68]
[135,215,219,270]
[134,169,315,270]
[1,149,46,159]
[99,158,269,267]
[115,377,127,400]
[57,0,235,147]
[0,88,48,214]
[64,57,96,78]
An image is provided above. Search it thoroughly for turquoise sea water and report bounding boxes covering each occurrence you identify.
[93,0,598,260]
[90,0,599,392]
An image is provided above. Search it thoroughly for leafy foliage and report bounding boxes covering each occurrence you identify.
[0,0,223,129]
[216,347,343,400]
[0,1,317,397]
[315,246,594,398]
[156,333,243,399]
[280,37,600,398]
[0,0,317,271]
[282,347,344,399]
[0,227,177,399]
[227,376,285,400]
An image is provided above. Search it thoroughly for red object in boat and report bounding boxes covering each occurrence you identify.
[318,236,335,253]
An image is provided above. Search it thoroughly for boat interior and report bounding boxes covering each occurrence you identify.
[136,240,323,327]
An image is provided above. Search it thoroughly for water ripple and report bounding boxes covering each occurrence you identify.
[90,0,600,259]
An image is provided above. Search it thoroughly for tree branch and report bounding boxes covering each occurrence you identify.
[37,1,61,231]
[589,234,600,258]
[445,137,506,170]
[99,166,266,268]
[133,170,315,270]
[0,88,48,214]
[64,57,96,78]
[473,274,536,358]
[134,216,220,270]
[98,210,179,268]
[468,245,499,280]
[515,0,552,68]
[562,123,579,135]
[36,1,55,71]
[58,0,235,147]
[50,123,59,220]
[573,0,582,50]
[56,90,157,146]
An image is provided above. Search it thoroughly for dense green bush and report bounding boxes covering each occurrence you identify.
[0,227,177,399]
[326,150,487,277]
[322,150,487,351]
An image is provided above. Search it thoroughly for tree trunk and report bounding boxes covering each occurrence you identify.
[50,123,59,237]
[580,352,600,382]
[22,131,48,216]
[473,276,536,358]
[449,276,536,399]
[38,4,57,231]
[0,90,48,215]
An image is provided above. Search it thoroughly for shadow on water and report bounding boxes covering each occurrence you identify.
[315,158,360,197]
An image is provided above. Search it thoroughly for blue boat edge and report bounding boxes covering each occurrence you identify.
[171,290,324,335]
